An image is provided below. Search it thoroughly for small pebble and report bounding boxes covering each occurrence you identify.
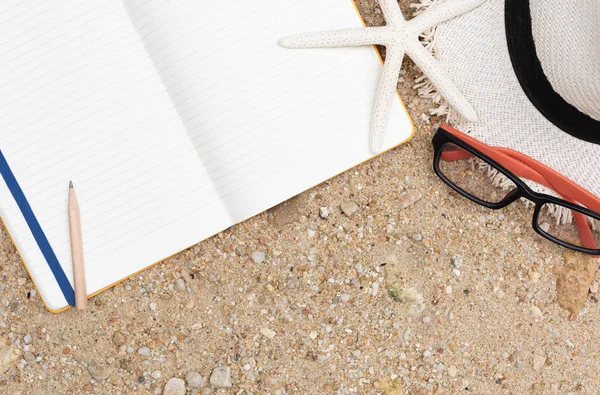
[23,334,31,345]
[210,366,232,388]
[340,294,351,303]
[532,355,546,371]
[260,327,276,339]
[173,278,186,292]
[529,271,540,283]
[372,282,380,297]
[398,190,422,209]
[448,366,458,378]
[185,371,205,388]
[251,251,266,263]
[451,255,463,269]
[340,200,360,217]
[86,360,107,381]
[530,305,543,319]
[163,377,186,395]
[113,332,126,347]
[412,233,423,241]
[319,207,330,219]
[137,347,151,357]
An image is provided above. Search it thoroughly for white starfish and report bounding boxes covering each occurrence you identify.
[279,0,486,153]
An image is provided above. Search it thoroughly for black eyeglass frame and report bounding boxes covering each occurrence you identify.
[432,126,600,255]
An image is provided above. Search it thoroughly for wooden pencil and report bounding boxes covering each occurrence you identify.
[68,181,87,310]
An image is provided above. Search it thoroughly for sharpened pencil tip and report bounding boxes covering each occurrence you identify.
[69,180,73,188]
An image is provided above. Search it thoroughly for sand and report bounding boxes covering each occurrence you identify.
[0,1,598,394]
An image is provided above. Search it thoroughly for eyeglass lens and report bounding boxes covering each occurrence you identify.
[438,143,517,204]
[536,203,600,250]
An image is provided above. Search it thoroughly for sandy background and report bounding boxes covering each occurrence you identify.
[0,1,598,394]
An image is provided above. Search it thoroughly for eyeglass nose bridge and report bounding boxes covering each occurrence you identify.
[498,187,522,207]
[504,182,561,209]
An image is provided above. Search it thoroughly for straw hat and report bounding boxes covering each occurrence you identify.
[415,0,600,200]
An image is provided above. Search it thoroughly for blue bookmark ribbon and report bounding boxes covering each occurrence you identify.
[0,150,75,306]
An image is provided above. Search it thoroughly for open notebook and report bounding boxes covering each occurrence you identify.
[0,0,413,311]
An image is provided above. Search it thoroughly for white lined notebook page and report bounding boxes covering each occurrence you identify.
[0,0,230,311]
[123,0,414,222]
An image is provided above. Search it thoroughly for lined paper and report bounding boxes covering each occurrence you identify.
[0,0,230,310]
[0,0,412,311]
[123,0,413,222]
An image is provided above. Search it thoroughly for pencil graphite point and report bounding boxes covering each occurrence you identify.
[69,180,73,189]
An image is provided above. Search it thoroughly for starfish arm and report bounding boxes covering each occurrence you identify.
[409,0,488,33]
[370,43,405,153]
[406,39,478,122]
[279,27,389,48]
[378,0,405,28]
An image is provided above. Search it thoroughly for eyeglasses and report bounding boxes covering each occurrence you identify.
[433,125,600,255]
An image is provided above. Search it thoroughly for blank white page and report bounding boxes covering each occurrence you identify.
[123,0,414,222]
[0,0,230,311]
